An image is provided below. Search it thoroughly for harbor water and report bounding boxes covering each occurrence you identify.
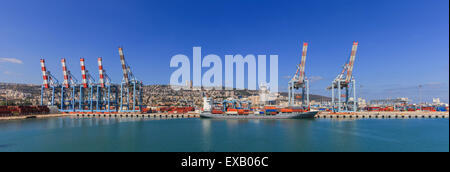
[0,117,448,152]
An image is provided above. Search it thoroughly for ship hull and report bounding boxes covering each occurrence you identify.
[200,111,318,119]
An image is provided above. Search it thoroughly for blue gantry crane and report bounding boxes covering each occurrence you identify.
[40,47,142,114]
[60,58,79,112]
[78,58,97,112]
[40,59,61,107]
[118,47,143,112]
[95,57,119,113]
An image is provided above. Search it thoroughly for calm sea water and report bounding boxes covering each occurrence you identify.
[0,117,448,152]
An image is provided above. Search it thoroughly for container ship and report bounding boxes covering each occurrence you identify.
[199,97,318,119]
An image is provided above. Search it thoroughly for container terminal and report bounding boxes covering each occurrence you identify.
[0,42,448,120]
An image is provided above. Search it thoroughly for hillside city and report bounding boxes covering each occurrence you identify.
[0,83,331,108]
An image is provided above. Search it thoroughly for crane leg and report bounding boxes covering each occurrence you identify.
[353,79,357,112]
[306,80,310,109]
[338,82,341,112]
[345,86,349,111]
[60,86,64,111]
[288,83,291,106]
[40,86,44,106]
[302,86,305,107]
[331,81,335,112]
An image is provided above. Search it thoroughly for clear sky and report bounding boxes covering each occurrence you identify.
[0,0,448,102]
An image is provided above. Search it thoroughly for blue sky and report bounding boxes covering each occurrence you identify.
[0,0,448,102]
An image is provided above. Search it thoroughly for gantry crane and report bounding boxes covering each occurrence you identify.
[288,42,310,108]
[60,58,79,112]
[39,49,125,113]
[222,99,238,112]
[78,58,97,112]
[118,47,143,112]
[96,57,119,112]
[40,59,61,106]
[328,42,359,112]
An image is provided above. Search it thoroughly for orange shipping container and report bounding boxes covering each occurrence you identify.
[264,106,277,110]
[281,109,293,113]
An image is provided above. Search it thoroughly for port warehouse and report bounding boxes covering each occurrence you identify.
[0,42,449,118]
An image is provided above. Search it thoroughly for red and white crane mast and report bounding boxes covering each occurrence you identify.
[61,58,78,88]
[80,58,96,88]
[117,47,142,112]
[40,59,60,106]
[329,42,359,112]
[97,57,110,88]
[345,42,358,84]
[288,42,310,107]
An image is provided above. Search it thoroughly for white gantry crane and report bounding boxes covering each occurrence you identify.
[328,42,359,112]
[288,42,310,108]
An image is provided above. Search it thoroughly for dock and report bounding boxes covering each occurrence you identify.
[73,113,200,118]
[315,112,449,119]
[3,112,448,120]
[72,111,448,119]
[0,113,71,121]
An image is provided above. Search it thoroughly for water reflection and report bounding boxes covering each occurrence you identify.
[0,117,163,130]
[0,118,447,152]
[197,118,366,151]
[201,119,211,134]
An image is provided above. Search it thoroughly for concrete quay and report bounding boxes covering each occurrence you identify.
[315,112,449,119]
[73,113,200,119]
[3,112,448,120]
[0,113,71,121]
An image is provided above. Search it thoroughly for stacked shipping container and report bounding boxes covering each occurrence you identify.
[0,106,50,117]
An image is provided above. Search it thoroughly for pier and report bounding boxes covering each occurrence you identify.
[2,112,448,120]
[73,113,200,118]
[0,113,71,121]
[72,111,448,119]
[315,112,449,119]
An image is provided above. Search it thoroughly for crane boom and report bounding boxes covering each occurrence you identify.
[345,42,358,83]
[118,47,130,84]
[79,58,95,88]
[61,58,70,88]
[298,42,308,84]
[98,57,105,88]
[337,64,348,80]
[40,59,50,88]
[80,58,88,88]
[292,65,300,80]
